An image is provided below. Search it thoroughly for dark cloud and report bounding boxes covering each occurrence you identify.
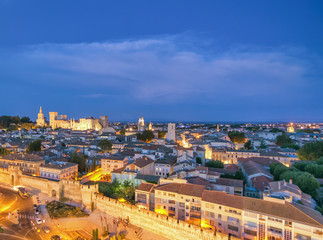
[0,35,322,121]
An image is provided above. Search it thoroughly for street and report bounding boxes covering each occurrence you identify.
[0,185,41,240]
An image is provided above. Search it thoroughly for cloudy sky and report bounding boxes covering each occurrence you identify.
[0,1,322,122]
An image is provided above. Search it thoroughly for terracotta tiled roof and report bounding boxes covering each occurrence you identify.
[251,175,273,192]
[155,183,205,198]
[136,182,156,192]
[202,190,243,209]
[134,156,154,168]
[202,191,323,227]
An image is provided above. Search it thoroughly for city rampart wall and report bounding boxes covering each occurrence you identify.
[93,194,237,240]
[0,167,235,240]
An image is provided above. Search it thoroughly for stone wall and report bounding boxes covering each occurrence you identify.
[93,194,237,240]
[0,167,236,240]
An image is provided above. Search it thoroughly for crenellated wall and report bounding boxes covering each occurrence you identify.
[93,194,237,240]
[0,166,235,240]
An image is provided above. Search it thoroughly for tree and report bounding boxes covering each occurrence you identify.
[98,140,112,153]
[26,140,42,153]
[280,171,320,197]
[304,163,323,178]
[275,134,293,146]
[260,140,267,149]
[273,165,289,180]
[136,130,154,142]
[70,152,87,173]
[293,161,312,171]
[0,226,3,233]
[297,141,323,161]
[206,160,224,168]
[244,140,252,150]
[228,131,245,143]
[20,117,32,123]
[270,128,284,133]
[157,131,167,138]
[119,129,126,135]
[0,148,9,156]
[196,156,202,164]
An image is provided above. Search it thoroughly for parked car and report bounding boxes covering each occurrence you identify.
[33,204,38,209]
[51,235,61,240]
[36,218,42,224]
[42,226,50,234]
[34,209,40,215]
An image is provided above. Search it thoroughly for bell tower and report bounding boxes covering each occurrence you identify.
[36,106,46,127]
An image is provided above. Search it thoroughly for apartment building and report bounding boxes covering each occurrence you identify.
[212,149,260,164]
[154,183,206,225]
[201,191,323,240]
[135,182,156,211]
[39,161,78,180]
[0,153,45,175]
[101,155,129,172]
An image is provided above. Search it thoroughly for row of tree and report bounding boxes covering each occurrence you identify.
[98,179,136,204]
[270,161,321,197]
[0,116,32,129]
[136,130,154,142]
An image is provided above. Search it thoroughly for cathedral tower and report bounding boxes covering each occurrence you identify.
[36,106,46,127]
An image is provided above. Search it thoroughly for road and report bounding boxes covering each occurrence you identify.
[0,186,42,240]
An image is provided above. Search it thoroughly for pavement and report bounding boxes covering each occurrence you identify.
[0,185,41,240]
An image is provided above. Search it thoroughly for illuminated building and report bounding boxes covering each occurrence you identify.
[36,106,46,127]
[39,161,78,180]
[138,116,145,132]
[44,110,106,131]
[287,123,295,133]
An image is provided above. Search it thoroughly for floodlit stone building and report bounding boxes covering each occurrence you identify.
[36,107,107,131]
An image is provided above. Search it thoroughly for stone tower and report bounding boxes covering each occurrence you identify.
[49,112,58,129]
[148,122,153,131]
[138,116,145,132]
[100,115,109,128]
[166,123,176,142]
[36,106,46,127]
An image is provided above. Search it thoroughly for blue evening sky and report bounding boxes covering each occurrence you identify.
[0,0,322,122]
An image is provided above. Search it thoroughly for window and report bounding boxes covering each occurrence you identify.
[228,225,239,232]
[245,229,257,236]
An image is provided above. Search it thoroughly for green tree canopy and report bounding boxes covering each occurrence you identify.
[136,130,154,142]
[275,134,293,146]
[70,152,87,173]
[272,164,289,180]
[244,140,252,150]
[260,140,267,149]
[228,131,245,143]
[98,140,112,152]
[26,140,42,153]
[280,171,320,197]
[206,160,224,169]
[297,141,323,160]
[21,117,32,123]
[270,128,285,133]
[157,131,167,138]
[0,148,9,156]
[119,129,126,135]
[196,156,202,164]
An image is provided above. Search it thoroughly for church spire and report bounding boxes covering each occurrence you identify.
[39,106,42,113]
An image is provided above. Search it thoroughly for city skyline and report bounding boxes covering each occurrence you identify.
[0,1,323,122]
